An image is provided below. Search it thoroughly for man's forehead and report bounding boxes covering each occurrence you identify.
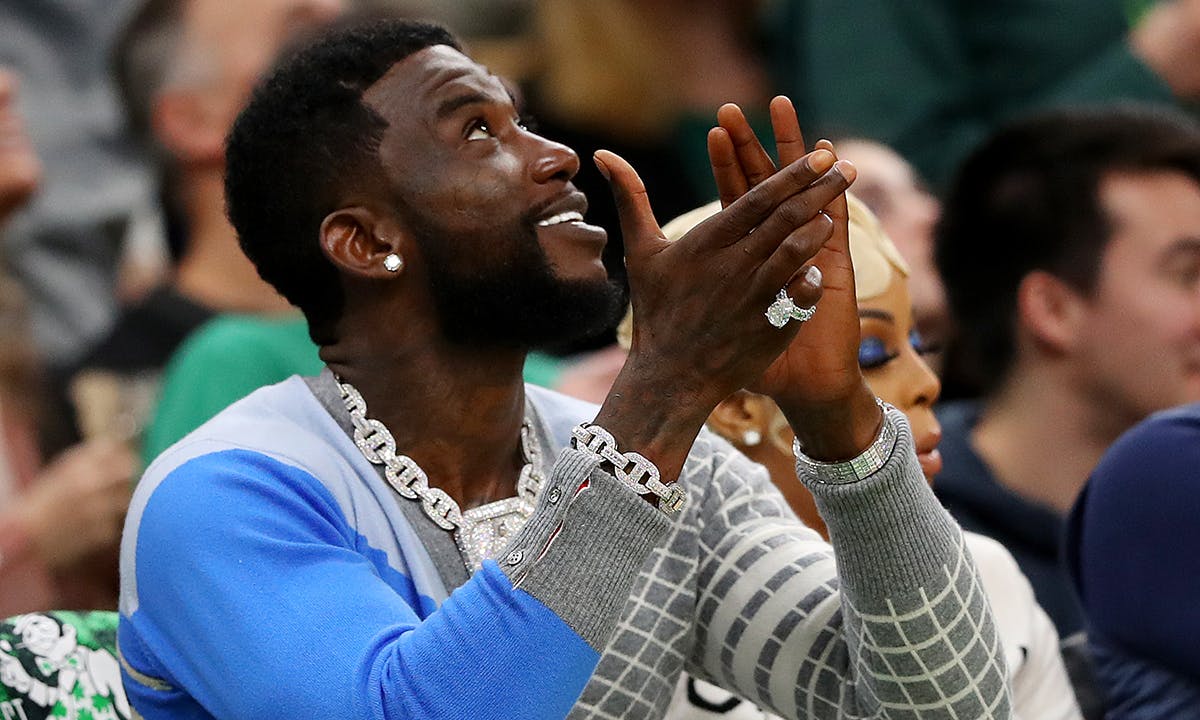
[365,45,508,113]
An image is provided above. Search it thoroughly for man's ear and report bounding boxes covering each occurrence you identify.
[153,89,226,165]
[1016,270,1086,354]
[709,390,773,449]
[319,206,407,279]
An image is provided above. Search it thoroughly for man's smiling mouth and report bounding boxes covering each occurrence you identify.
[536,210,584,227]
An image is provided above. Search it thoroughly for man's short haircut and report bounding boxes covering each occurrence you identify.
[936,104,1200,397]
[225,19,460,344]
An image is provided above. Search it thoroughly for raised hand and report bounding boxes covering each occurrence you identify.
[591,107,855,479]
[709,98,882,460]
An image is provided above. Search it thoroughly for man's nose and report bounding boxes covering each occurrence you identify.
[530,135,580,184]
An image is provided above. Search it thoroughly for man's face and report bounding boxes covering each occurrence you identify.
[1073,170,1200,422]
[363,46,621,348]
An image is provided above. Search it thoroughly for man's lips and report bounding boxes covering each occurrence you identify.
[536,209,584,227]
[530,191,607,250]
[531,190,589,227]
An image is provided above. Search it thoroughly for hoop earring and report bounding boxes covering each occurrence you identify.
[383,253,404,273]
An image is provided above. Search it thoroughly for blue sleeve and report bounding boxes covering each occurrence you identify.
[1068,407,1200,678]
[121,450,598,719]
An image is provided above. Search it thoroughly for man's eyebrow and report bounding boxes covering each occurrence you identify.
[435,91,492,119]
[859,308,895,322]
[434,83,518,120]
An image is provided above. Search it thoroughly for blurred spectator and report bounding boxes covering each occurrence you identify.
[934,104,1200,636]
[768,0,1200,190]
[838,138,948,365]
[0,0,152,367]
[1066,403,1200,717]
[44,0,343,455]
[0,76,134,616]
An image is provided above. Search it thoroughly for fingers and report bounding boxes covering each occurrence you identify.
[817,152,856,286]
[770,97,806,167]
[745,159,852,251]
[709,149,833,244]
[709,127,749,208]
[756,215,835,299]
[716,103,777,190]
[785,264,826,314]
[594,149,665,261]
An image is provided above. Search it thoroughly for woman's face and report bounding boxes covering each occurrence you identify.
[856,271,943,479]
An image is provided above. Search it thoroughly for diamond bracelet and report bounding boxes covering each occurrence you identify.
[571,423,687,515]
[792,399,902,485]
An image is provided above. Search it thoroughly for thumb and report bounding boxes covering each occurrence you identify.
[594,149,665,261]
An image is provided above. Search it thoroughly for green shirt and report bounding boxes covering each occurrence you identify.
[142,314,323,466]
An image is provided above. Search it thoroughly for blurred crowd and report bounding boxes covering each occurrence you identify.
[2,0,1200,717]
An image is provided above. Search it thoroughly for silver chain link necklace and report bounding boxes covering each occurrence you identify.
[338,379,545,572]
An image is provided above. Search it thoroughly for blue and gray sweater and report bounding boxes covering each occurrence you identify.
[118,372,1010,719]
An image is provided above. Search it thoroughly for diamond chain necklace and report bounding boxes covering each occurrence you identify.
[338,379,544,572]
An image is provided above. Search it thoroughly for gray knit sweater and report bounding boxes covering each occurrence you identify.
[310,377,1011,719]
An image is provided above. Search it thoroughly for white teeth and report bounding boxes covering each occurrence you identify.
[536,210,584,227]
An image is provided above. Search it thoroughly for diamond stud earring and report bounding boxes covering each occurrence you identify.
[383,253,404,273]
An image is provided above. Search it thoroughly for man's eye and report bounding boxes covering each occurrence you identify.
[858,337,898,370]
[466,120,492,141]
[517,114,538,132]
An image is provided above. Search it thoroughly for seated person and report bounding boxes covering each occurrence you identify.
[1066,403,1200,717]
[117,22,1008,719]
[933,104,1200,635]
[45,0,342,457]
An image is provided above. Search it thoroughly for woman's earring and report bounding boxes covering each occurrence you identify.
[742,429,762,447]
[383,253,404,273]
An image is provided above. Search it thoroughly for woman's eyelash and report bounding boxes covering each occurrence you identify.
[858,337,897,369]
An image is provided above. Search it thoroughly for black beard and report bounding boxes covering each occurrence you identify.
[410,214,624,350]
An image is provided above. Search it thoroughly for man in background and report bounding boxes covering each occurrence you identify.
[934,104,1200,636]
[46,0,342,454]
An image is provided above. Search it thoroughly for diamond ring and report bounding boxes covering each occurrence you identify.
[765,289,817,328]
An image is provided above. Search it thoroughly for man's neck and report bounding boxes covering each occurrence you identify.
[322,328,531,509]
[971,366,1125,515]
[174,170,293,314]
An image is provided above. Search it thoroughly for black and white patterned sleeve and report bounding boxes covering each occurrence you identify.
[689,416,1011,719]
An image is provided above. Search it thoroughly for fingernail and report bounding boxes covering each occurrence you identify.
[593,153,611,180]
[806,149,835,173]
[832,159,856,182]
[805,265,823,288]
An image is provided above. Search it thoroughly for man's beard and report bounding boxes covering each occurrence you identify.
[410,212,625,350]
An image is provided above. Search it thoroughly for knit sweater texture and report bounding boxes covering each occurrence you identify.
[118,373,1009,718]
